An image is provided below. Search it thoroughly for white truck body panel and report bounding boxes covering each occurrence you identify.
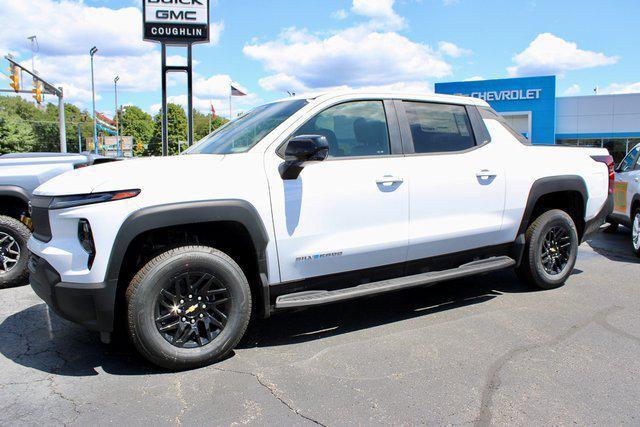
[28,91,610,288]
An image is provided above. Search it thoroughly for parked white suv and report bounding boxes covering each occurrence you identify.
[28,91,614,369]
[607,144,640,255]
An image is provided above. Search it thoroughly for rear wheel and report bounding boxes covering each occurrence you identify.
[0,215,30,289]
[126,246,252,370]
[516,209,579,290]
[632,209,640,257]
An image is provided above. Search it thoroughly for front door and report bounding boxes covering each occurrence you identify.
[265,100,409,283]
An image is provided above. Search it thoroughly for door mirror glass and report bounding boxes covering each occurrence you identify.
[285,135,329,162]
[280,135,329,179]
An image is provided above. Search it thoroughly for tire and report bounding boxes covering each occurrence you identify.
[602,221,619,234]
[516,209,579,290]
[126,245,252,370]
[631,208,640,257]
[0,215,31,289]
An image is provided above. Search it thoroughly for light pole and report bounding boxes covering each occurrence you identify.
[114,75,120,158]
[27,36,38,74]
[90,46,98,154]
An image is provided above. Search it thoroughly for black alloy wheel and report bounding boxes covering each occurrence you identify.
[540,226,572,275]
[155,271,230,348]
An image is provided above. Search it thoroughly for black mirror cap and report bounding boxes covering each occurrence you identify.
[284,134,329,162]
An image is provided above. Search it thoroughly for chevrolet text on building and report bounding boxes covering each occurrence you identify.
[28,90,614,369]
[143,0,210,44]
[462,89,542,102]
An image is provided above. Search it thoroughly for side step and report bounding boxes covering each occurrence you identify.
[275,256,515,309]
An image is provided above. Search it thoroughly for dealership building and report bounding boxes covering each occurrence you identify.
[435,76,640,163]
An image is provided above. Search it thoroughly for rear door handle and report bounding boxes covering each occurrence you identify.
[476,169,498,179]
[376,175,403,185]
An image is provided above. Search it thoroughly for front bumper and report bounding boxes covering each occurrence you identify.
[29,254,116,333]
[582,193,615,242]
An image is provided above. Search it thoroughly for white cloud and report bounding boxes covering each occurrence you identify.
[438,41,471,58]
[507,33,618,77]
[331,9,348,20]
[601,82,640,95]
[563,84,581,96]
[351,0,405,30]
[0,0,224,109]
[245,26,451,94]
[463,76,485,81]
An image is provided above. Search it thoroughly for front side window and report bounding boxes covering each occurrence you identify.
[404,102,476,153]
[186,99,308,155]
[293,101,390,158]
[617,146,639,172]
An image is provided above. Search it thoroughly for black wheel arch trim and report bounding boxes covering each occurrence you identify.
[517,175,588,237]
[104,199,271,315]
[0,186,31,204]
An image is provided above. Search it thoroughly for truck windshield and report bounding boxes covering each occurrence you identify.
[185,99,308,155]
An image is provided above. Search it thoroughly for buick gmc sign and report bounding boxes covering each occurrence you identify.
[143,0,210,44]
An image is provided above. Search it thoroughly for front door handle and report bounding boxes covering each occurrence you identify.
[476,169,498,179]
[376,175,404,185]
[634,177,639,183]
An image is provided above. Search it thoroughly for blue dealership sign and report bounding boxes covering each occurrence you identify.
[435,76,556,145]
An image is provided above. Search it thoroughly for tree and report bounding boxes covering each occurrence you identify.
[121,106,154,156]
[0,110,37,154]
[149,103,187,156]
[193,109,228,142]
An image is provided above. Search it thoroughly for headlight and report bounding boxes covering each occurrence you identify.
[78,219,96,269]
[50,189,140,210]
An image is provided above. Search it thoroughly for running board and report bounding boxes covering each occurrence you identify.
[275,256,515,309]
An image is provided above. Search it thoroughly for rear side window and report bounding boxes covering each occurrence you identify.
[403,102,476,154]
[479,106,531,145]
[618,146,639,172]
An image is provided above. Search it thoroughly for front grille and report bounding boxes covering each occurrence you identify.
[30,196,53,242]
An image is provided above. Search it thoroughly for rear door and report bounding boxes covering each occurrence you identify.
[397,100,507,261]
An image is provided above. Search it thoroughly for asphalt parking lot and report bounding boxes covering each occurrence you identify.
[0,228,638,426]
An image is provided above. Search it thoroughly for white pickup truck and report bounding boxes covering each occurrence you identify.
[0,152,114,288]
[28,91,614,369]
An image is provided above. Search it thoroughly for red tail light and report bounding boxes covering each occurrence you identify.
[591,155,615,194]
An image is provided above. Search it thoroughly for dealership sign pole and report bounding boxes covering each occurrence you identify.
[143,0,210,156]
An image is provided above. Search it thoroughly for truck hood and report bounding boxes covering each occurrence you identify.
[34,155,225,196]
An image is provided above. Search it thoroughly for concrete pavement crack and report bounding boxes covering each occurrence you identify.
[173,375,188,426]
[213,367,326,426]
[47,375,80,425]
[474,305,622,427]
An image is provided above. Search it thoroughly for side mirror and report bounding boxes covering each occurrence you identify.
[279,135,329,179]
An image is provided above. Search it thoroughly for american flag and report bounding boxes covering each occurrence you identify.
[230,84,247,97]
[210,101,216,117]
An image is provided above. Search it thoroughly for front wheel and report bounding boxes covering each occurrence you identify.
[632,209,640,257]
[516,209,579,290]
[0,215,31,289]
[126,246,252,370]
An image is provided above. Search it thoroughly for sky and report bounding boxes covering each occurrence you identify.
[1,0,639,119]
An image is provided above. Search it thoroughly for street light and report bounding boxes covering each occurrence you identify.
[89,46,98,154]
[27,36,38,74]
[114,75,120,158]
